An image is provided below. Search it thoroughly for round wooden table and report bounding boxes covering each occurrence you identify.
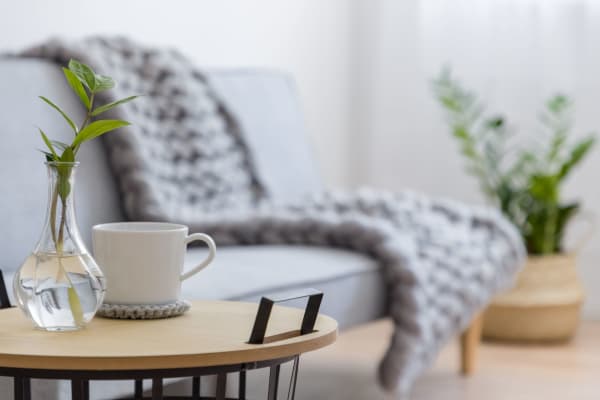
[0,295,337,400]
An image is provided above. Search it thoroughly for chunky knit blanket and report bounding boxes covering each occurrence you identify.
[22,37,525,394]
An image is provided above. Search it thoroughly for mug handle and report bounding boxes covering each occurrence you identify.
[181,233,216,281]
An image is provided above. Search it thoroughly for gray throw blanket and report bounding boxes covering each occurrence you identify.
[22,37,525,394]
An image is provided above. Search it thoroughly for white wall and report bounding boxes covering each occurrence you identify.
[351,0,600,319]
[0,0,354,186]
[2,0,600,318]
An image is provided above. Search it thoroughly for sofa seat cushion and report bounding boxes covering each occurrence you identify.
[182,245,386,329]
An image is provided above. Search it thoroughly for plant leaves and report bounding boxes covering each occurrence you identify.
[62,67,91,110]
[54,254,84,326]
[39,96,77,133]
[49,181,58,245]
[91,95,139,116]
[546,95,570,114]
[528,174,559,202]
[38,149,55,161]
[547,132,567,162]
[94,75,115,91]
[485,117,504,129]
[73,119,130,147]
[39,128,58,159]
[60,146,75,163]
[56,149,74,200]
[51,140,70,151]
[68,59,96,91]
[557,136,596,180]
[433,68,597,256]
[57,168,72,199]
[68,286,84,326]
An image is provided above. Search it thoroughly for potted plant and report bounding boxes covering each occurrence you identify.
[13,59,138,331]
[433,70,595,341]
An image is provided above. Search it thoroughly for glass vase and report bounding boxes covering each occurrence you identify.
[13,162,106,331]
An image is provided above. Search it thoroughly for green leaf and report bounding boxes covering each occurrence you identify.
[56,149,74,200]
[60,146,75,163]
[547,132,567,162]
[94,75,115,91]
[39,128,58,159]
[485,117,504,129]
[440,96,461,112]
[547,95,570,114]
[38,150,55,162]
[57,168,72,200]
[91,95,139,116]
[453,126,469,140]
[68,59,96,91]
[73,119,130,147]
[51,140,70,151]
[68,286,84,326]
[63,68,91,110]
[557,136,596,180]
[39,96,77,134]
[528,174,559,202]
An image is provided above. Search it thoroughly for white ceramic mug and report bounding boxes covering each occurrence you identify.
[92,222,216,305]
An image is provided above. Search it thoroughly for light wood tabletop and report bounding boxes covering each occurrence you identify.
[0,301,337,371]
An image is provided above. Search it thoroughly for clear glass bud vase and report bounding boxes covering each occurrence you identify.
[13,162,106,331]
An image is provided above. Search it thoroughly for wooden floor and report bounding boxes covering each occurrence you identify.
[296,319,600,399]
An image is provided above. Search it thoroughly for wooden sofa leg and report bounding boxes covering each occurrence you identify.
[460,313,483,375]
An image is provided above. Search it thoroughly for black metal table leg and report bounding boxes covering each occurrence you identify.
[71,379,88,400]
[13,377,21,400]
[23,378,31,400]
[192,376,200,400]
[238,370,247,400]
[152,377,163,400]
[134,379,143,399]
[267,364,281,400]
[14,376,25,400]
[287,356,300,400]
[216,373,227,400]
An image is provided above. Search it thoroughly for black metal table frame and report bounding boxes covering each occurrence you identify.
[4,354,301,400]
[0,273,323,400]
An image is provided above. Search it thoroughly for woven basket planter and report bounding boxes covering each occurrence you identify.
[483,253,584,342]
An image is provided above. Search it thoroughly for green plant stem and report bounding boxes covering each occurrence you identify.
[80,93,95,131]
[542,206,558,254]
[49,186,58,247]
[50,170,84,325]
[74,93,95,154]
[57,197,67,253]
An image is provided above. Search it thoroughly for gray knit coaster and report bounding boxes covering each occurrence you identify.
[97,300,191,320]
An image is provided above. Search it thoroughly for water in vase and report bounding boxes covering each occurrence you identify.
[14,252,106,331]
